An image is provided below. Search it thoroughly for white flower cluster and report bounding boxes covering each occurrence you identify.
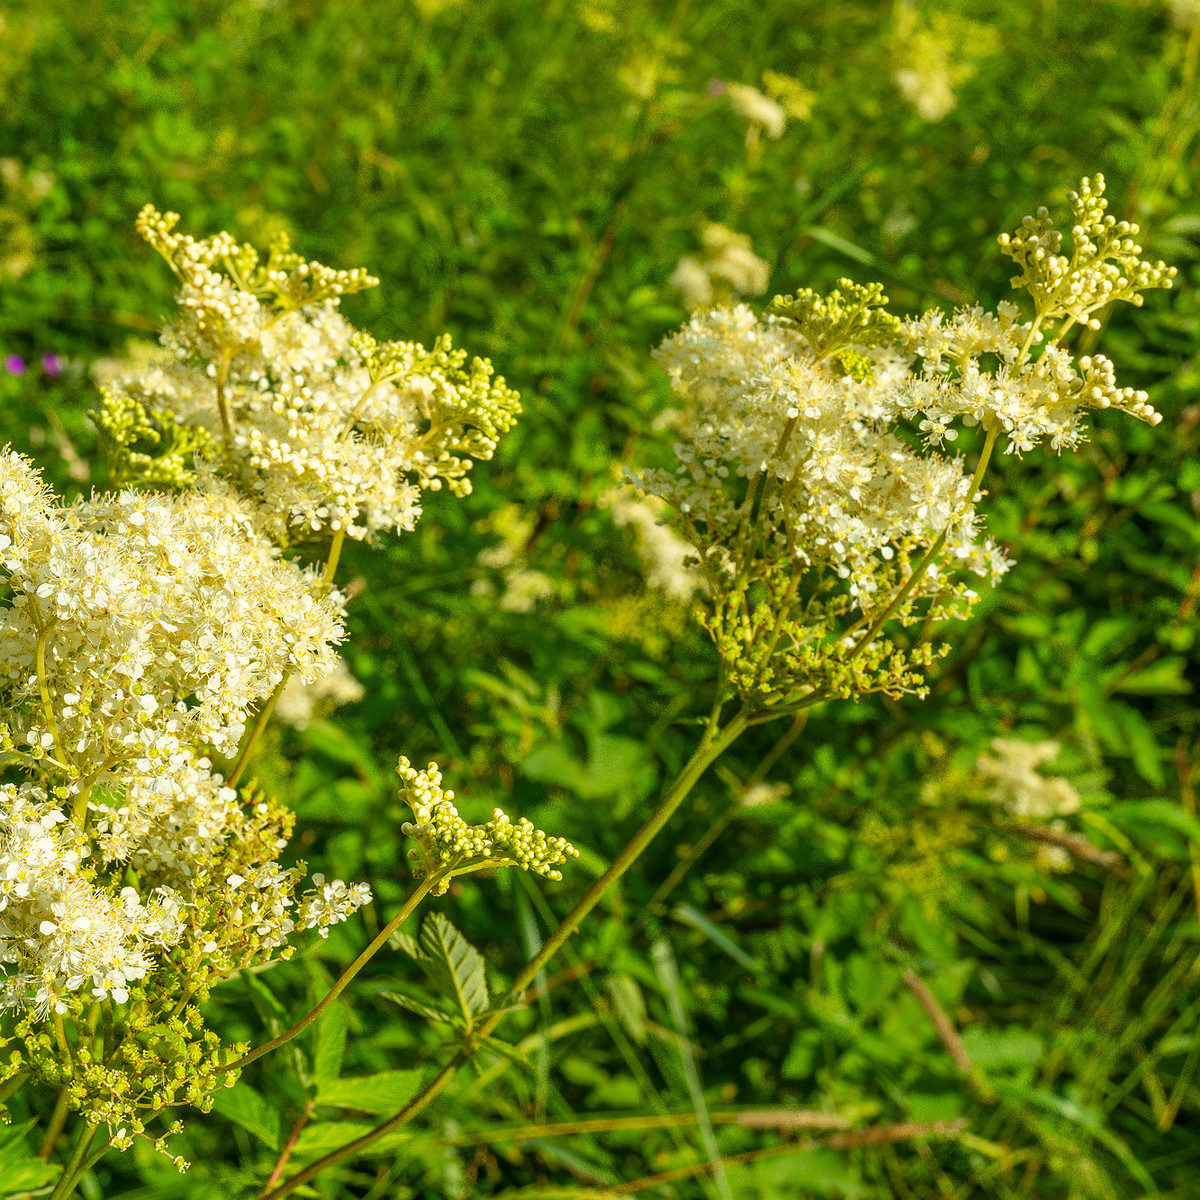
[94,206,520,543]
[0,451,370,1020]
[636,178,1175,706]
[600,486,705,600]
[669,223,770,311]
[890,11,998,123]
[976,738,1080,820]
[897,177,1175,455]
[727,83,787,140]
[398,757,579,896]
[0,451,344,766]
[0,786,184,1016]
[641,304,1007,609]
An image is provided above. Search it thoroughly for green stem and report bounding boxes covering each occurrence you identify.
[215,355,234,454]
[643,710,808,919]
[226,679,286,789]
[227,527,346,789]
[260,707,751,1199]
[38,1085,72,1162]
[323,527,346,588]
[506,707,749,1002]
[48,1123,99,1200]
[842,419,999,666]
[223,873,442,1075]
[34,622,64,763]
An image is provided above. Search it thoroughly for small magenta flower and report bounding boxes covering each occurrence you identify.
[4,355,24,376]
[41,353,62,377]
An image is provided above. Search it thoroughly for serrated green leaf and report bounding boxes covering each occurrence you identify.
[478,1034,533,1066]
[210,1082,282,1148]
[380,989,457,1024]
[388,930,420,958]
[292,1121,375,1156]
[293,1120,415,1158]
[317,1069,421,1112]
[418,913,489,1031]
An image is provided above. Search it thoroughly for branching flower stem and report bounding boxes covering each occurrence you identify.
[227,529,345,788]
[260,704,757,1198]
[841,418,999,667]
[33,620,64,763]
[224,871,444,1075]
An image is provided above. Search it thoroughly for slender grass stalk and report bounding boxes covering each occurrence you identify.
[446,1108,850,1144]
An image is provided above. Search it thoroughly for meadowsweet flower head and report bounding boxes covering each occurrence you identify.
[397,757,578,896]
[727,83,786,140]
[97,207,520,543]
[634,175,1177,710]
[897,176,1175,455]
[636,303,1005,706]
[670,224,770,310]
[890,10,999,123]
[0,451,345,769]
[976,739,1080,820]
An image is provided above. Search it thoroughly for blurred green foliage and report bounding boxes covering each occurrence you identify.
[2,0,1200,1195]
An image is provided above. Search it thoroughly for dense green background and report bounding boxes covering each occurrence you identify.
[2,0,1200,1195]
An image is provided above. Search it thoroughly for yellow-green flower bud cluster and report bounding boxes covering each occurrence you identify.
[768,278,903,361]
[397,757,578,897]
[353,329,521,498]
[998,175,1176,328]
[90,387,216,488]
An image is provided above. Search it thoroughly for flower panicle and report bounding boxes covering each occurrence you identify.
[397,756,578,896]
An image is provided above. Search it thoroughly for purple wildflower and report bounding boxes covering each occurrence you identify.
[3,355,24,376]
[41,353,62,377]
